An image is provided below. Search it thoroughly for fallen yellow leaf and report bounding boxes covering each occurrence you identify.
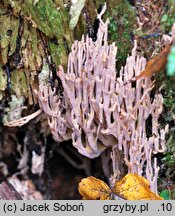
[78,174,163,200]
[78,176,111,200]
[113,174,163,200]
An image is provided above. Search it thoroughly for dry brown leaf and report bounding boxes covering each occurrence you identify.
[124,44,171,85]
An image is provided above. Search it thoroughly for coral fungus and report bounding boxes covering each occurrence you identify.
[36,5,168,193]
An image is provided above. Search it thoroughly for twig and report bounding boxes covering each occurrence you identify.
[4,109,42,127]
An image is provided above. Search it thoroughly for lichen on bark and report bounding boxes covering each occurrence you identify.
[0,64,7,100]
[0,0,74,106]
[0,13,19,64]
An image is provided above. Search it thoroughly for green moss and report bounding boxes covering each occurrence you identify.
[20,0,73,67]
[22,23,43,71]
[0,14,19,64]
[159,78,175,181]
[161,0,175,32]
[106,0,136,66]
[4,0,73,67]
[163,79,175,121]
[22,0,62,38]
[75,0,136,67]
[49,40,67,67]
[11,69,28,97]
[22,0,72,40]
[0,0,75,101]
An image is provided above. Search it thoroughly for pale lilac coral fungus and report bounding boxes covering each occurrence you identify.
[37,5,168,193]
